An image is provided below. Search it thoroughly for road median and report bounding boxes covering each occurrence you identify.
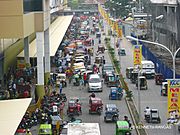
[105,37,148,135]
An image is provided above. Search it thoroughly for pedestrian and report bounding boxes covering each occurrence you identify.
[59,81,63,94]
[26,129,32,135]
[92,39,94,46]
[83,73,87,86]
[3,74,7,87]
[79,78,84,90]
[12,82,16,98]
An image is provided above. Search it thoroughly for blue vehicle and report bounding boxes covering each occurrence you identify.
[104,104,119,122]
[109,87,123,100]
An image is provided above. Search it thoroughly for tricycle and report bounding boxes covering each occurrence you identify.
[89,97,103,115]
[105,72,119,87]
[118,48,126,56]
[56,73,67,87]
[126,67,133,79]
[109,87,123,100]
[115,121,131,135]
[95,56,103,66]
[160,82,168,96]
[72,74,80,86]
[98,45,105,53]
[67,97,82,116]
[130,70,138,84]
[38,124,52,135]
[144,109,161,123]
[155,73,164,85]
[136,76,148,90]
[104,104,119,122]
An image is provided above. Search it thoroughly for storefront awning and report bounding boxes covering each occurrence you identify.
[17,15,73,58]
[0,98,32,135]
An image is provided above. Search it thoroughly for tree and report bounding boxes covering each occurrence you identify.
[105,0,132,18]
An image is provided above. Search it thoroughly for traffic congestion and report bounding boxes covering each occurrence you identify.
[13,12,180,135]
[15,15,134,135]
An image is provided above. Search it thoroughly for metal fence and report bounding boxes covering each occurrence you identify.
[131,33,180,79]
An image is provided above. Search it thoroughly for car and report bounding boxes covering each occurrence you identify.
[88,74,103,92]
[85,70,94,82]
[104,104,119,122]
[102,64,114,78]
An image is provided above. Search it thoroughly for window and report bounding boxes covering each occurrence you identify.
[24,0,43,12]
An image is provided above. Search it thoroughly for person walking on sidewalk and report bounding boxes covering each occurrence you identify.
[83,73,87,86]
[59,81,63,94]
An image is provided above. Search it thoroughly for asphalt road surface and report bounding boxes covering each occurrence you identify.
[62,21,136,135]
[103,20,179,135]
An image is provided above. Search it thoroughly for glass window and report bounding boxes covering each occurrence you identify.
[24,0,43,12]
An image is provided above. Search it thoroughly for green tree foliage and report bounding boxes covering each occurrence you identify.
[105,0,132,18]
[68,0,79,9]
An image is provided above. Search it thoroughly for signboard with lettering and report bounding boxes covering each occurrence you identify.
[133,45,142,66]
[167,79,180,120]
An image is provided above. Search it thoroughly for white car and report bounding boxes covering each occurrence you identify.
[88,74,103,92]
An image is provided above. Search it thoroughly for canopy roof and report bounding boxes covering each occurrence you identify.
[0,98,32,135]
[18,15,73,58]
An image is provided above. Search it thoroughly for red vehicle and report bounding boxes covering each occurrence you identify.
[67,97,82,116]
[15,128,26,135]
[83,38,92,46]
[89,97,103,115]
[155,73,164,85]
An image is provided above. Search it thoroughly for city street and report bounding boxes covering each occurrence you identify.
[61,21,136,135]
[103,21,178,134]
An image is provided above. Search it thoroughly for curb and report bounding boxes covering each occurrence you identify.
[125,97,141,135]
[105,38,148,135]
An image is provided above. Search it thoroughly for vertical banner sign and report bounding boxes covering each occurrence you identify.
[167,79,180,120]
[133,45,142,66]
[118,19,122,38]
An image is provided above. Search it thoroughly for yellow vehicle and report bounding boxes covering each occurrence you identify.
[38,124,52,135]
[56,73,67,87]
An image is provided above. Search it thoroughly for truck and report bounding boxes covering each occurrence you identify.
[140,60,155,79]
[64,123,101,135]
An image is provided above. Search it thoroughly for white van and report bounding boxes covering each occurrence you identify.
[88,74,103,92]
[140,60,155,78]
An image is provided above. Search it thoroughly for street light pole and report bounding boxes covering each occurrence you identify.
[126,36,180,134]
[126,36,180,79]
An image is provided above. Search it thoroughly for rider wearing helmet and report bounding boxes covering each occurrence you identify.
[144,107,151,118]
[89,92,95,98]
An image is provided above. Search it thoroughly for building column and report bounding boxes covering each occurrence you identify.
[24,37,30,65]
[44,28,50,84]
[36,32,45,98]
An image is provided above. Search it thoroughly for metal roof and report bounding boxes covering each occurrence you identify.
[17,15,73,58]
[0,98,32,135]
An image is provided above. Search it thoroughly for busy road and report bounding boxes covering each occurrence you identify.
[103,21,178,134]
[61,18,136,135]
